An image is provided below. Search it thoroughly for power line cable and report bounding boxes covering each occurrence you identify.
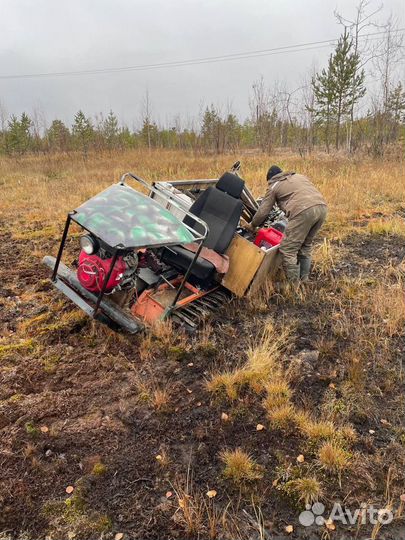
[1,28,403,80]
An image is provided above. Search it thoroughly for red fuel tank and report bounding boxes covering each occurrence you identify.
[254,227,284,249]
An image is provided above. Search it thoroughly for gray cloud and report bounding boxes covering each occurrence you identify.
[0,0,403,127]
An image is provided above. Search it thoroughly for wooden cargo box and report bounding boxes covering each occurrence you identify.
[221,234,281,297]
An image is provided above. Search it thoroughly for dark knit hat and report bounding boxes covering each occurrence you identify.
[266,165,282,181]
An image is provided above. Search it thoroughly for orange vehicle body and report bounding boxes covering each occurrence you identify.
[131,277,219,324]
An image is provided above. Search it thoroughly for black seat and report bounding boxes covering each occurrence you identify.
[161,173,244,282]
[184,172,244,253]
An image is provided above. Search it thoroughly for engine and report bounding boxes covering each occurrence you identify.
[77,235,138,293]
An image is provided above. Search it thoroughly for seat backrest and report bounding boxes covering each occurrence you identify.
[184,173,244,254]
[216,172,244,198]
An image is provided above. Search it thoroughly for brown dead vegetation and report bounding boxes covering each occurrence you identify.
[0,149,404,539]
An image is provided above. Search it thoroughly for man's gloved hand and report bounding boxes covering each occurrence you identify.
[244,222,258,233]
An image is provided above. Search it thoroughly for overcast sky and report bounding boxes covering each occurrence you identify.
[0,0,404,128]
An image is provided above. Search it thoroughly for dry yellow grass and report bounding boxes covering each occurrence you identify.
[0,339,36,360]
[131,371,173,412]
[267,404,297,430]
[1,148,404,538]
[312,238,337,275]
[206,369,245,400]
[220,448,264,484]
[298,419,337,441]
[262,379,292,411]
[368,281,405,338]
[1,149,404,241]
[285,476,323,506]
[338,425,358,443]
[318,442,351,473]
[151,388,172,412]
[367,217,405,237]
[207,324,289,399]
[173,476,205,537]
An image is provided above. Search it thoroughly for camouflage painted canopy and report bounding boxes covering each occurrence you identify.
[73,183,196,249]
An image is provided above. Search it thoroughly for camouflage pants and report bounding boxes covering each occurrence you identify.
[279,205,328,281]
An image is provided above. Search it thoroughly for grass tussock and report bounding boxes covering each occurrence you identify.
[139,320,190,361]
[296,412,357,446]
[298,418,336,442]
[262,379,292,411]
[267,404,297,431]
[312,238,336,275]
[151,387,172,411]
[174,489,205,537]
[207,324,289,400]
[368,281,405,337]
[220,448,264,484]
[367,216,405,237]
[285,476,323,506]
[91,462,107,476]
[172,471,243,539]
[338,425,358,443]
[206,370,245,401]
[132,372,173,412]
[318,442,351,473]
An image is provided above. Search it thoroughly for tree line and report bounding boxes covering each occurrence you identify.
[1,3,404,158]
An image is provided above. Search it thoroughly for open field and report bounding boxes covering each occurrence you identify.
[0,149,404,539]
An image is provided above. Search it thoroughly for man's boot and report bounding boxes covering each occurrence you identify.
[284,262,300,282]
[298,256,312,282]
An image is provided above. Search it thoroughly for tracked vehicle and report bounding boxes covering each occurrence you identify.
[43,165,284,333]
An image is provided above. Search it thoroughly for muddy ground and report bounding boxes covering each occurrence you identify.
[0,217,404,540]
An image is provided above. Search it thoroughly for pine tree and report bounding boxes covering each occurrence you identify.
[140,118,159,148]
[224,114,242,151]
[330,31,366,149]
[103,110,119,150]
[47,119,71,152]
[72,110,94,158]
[201,106,224,153]
[118,126,136,149]
[387,82,405,123]
[5,112,32,155]
[311,31,366,151]
[385,82,405,142]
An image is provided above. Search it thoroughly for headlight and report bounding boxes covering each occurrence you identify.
[80,235,97,255]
